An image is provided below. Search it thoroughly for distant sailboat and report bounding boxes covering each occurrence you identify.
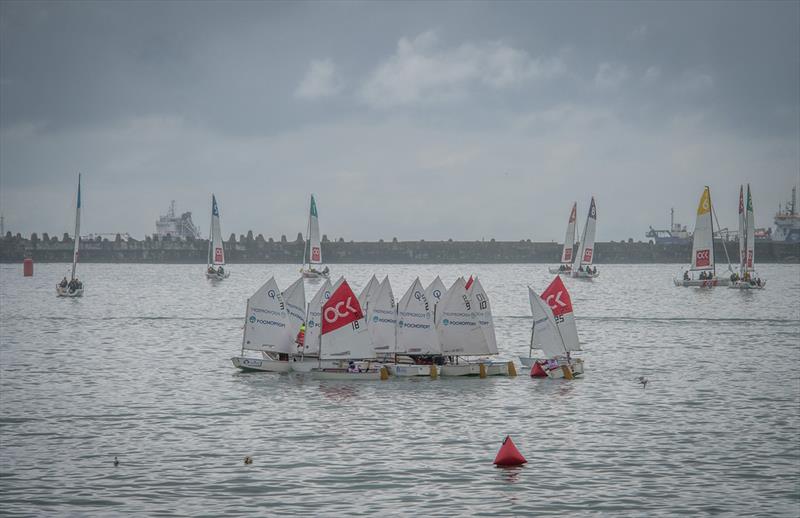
[56,174,84,297]
[571,197,599,278]
[205,194,229,280]
[549,202,577,274]
[730,184,766,289]
[519,276,584,379]
[674,186,731,287]
[301,194,329,279]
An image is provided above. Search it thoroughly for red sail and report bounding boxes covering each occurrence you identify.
[321,280,364,335]
[540,275,574,318]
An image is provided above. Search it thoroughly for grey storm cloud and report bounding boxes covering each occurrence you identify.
[1,0,798,242]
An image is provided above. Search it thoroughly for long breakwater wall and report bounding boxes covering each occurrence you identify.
[2,233,799,264]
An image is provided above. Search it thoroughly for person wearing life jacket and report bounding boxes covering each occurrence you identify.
[295,323,306,351]
[60,277,68,288]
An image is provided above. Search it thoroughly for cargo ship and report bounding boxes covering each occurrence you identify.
[774,186,800,242]
[646,208,691,245]
[155,201,200,240]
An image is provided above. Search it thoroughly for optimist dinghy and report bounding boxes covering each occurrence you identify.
[367,276,398,361]
[388,277,441,377]
[300,194,330,279]
[231,277,294,372]
[570,197,599,278]
[205,194,230,280]
[56,174,85,297]
[439,277,516,377]
[519,276,584,379]
[549,202,577,275]
[311,279,388,380]
[674,186,732,287]
[730,184,766,289]
[291,279,341,373]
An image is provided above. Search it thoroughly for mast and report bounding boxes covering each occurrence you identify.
[240,299,250,356]
[303,195,312,269]
[707,186,715,277]
[71,174,81,280]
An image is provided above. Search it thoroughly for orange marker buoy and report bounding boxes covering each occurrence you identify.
[493,435,527,466]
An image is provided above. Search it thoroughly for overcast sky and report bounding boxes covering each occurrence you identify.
[1,1,798,242]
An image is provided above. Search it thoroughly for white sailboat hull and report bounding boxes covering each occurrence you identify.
[570,270,599,279]
[289,357,342,372]
[206,270,230,280]
[231,356,291,372]
[439,360,516,377]
[729,280,766,290]
[386,363,438,377]
[673,277,731,287]
[56,285,84,298]
[301,268,329,279]
[548,266,571,274]
[310,366,389,380]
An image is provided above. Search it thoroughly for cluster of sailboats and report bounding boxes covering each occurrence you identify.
[231,274,523,379]
[549,197,599,278]
[673,185,766,289]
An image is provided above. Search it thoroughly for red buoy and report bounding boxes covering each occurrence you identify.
[530,362,547,377]
[23,258,33,277]
[493,435,527,466]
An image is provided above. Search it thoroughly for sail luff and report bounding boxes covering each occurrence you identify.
[746,184,755,272]
[738,185,746,275]
[210,194,225,265]
[71,174,81,280]
[561,202,577,264]
[572,197,596,268]
[308,195,322,265]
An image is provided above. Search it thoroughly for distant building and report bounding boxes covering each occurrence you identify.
[774,186,800,242]
[155,201,200,240]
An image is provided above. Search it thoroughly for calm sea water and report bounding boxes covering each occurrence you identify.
[1,263,798,516]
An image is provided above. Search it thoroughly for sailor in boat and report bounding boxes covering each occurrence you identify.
[218,266,225,276]
[684,271,690,281]
[59,277,68,288]
[295,323,306,353]
[347,360,361,373]
[208,265,216,275]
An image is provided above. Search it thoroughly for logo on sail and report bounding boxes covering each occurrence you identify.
[214,247,223,263]
[695,249,710,267]
[311,247,321,262]
[321,281,363,334]
[582,248,593,263]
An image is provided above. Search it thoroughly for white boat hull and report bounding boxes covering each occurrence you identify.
[440,360,516,377]
[548,267,571,275]
[206,270,230,280]
[386,363,438,377]
[729,280,766,290]
[310,366,389,380]
[301,268,329,279]
[673,277,731,287]
[570,270,599,279]
[231,356,291,372]
[289,357,343,372]
[56,285,84,297]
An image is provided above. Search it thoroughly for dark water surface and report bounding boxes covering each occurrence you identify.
[1,263,798,516]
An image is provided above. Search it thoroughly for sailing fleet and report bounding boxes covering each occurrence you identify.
[53,180,770,380]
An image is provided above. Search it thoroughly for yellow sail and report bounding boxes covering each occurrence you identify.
[697,187,711,215]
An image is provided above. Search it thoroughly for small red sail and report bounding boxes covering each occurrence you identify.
[321,280,364,335]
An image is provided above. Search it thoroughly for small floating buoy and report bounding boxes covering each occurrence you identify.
[493,435,527,466]
[113,456,119,467]
[244,456,253,465]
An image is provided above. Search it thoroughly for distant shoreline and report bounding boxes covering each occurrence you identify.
[2,235,798,264]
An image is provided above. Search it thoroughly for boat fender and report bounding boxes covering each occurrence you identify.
[429,364,438,379]
[493,435,527,466]
[561,365,574,380]
[479,363,487,378]
[380,367,389,381]
[530,362,547,378]
[507,361,517,377]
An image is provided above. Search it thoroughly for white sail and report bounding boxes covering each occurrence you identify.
[529,287,568,358]
[424,276,447,318]
[746,184,755,272]
[320,280,374,360]
[738,185,746,275]
[242,277,294,354]
[396,277,440,355]
[573,197,597,268]
[282,277,307,332]
[305,194,322,266]
[466,277,498,355]
[304,279,333,356]
[358,274,381,310]
[437,277,489,355]
[367,276,397,354]
[71,174,81,280]
[331,276,345,293]
[560,202,577,264]
[209,194,225,266]
[690,187,714,271]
